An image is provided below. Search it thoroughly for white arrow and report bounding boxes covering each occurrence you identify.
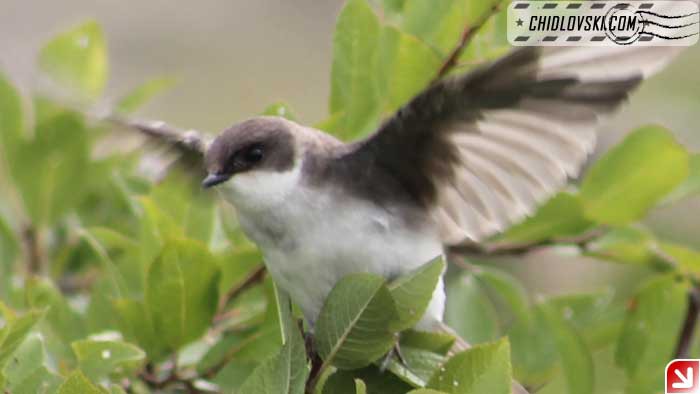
[673,367,694,389]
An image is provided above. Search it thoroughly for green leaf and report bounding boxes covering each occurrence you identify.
[580,125,689,225]
[10,112,90,225]
[56,371,102,394]
[400,0,466,54]
[315,273,399,369]
[238,294,308,394]
[0,73,24,159]
[25,278,86,344]
[546,291,625,350]
[585,226,665,267]
[322,367,412,394]
[400,330,455,355]
[537,302,594,394]
[71,339,146,380]
[112,298,168,361]
[0,310,44,369]
[39,21,107,100]
[615,275,688,391]
[408,390,449,394]
[508,310,558,388]
[116,76,175,114]
[0,213,18,300]
[145,238,220,351]
[665,153,700,203]
[473,267,531,325]
[388,256,445,331]
[262,103,297,121]
[661,242,700,281]
[386,346,447,387]
[2,334,63,394]
[500,192,594,243]
[445,274,499,344]
[427,338,512,394]
[355,379,367,394]
[375,26,441,112]
[328,0,381,139]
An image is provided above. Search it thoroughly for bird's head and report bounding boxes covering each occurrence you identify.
[203,116,302,210]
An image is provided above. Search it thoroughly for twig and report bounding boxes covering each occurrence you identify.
[433,0,505,82]
[448,228,607,257]
[22,224,44,275]
[215,265,267,322]
[675,287,700,358]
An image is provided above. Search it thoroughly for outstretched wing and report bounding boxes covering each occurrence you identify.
[345,45,684,245]
[106,115,210,178]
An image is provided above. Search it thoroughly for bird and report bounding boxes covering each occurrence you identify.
[189,44,685,330]
[114,43,686,365]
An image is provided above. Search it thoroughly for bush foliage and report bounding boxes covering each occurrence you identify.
[1,0,699,393]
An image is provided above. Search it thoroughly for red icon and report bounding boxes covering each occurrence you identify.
[666,359,700,393]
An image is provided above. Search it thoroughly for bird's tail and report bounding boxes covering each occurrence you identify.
[434,321,530,394]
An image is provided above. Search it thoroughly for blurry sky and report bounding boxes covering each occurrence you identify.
[1,0,698,250]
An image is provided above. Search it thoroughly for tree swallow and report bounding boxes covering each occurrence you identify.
[122,45,685,332]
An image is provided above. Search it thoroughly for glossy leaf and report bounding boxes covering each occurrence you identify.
[0,73,24,159]
[375,26,441,112]
[661,242,700,281]
[25,278,86,344]
[580,125,689,225]
[0,214,18,300]
[585,226,665,267]
[665,153,700,203]
[500,192,593,243]
[0,309,44,369]
[2,334,62,394]
[112,298,168,361]
[10,112,90,225]
[388,256,445,331]
[400,330,455,355]
[615,275,688,392]
[56,370,102,394]
[71,339,146,380]
[315,273,399,369]
[238,289,308,394]
[427,338,512,394]
[322,367,412,394]
[445,273,499,344]
[328,0,381,139]
[538,302,594,394]
[145,238,220,351]
[473,267,531,325]
[39,21,107,99]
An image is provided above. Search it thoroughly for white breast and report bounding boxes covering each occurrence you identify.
[218,164,445,328]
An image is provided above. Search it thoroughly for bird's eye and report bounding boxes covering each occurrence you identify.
[243,145,264,164]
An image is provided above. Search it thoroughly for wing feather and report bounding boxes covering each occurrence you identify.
[344,44,684,244]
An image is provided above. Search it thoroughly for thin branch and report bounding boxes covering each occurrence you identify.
[448,228,607,257]
[675,287,700,358]
[433,0,505,82]
[215,265,267,322]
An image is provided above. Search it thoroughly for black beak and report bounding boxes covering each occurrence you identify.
[202,173,231,189]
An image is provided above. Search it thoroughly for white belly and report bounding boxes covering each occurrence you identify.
[229,184,445,328]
